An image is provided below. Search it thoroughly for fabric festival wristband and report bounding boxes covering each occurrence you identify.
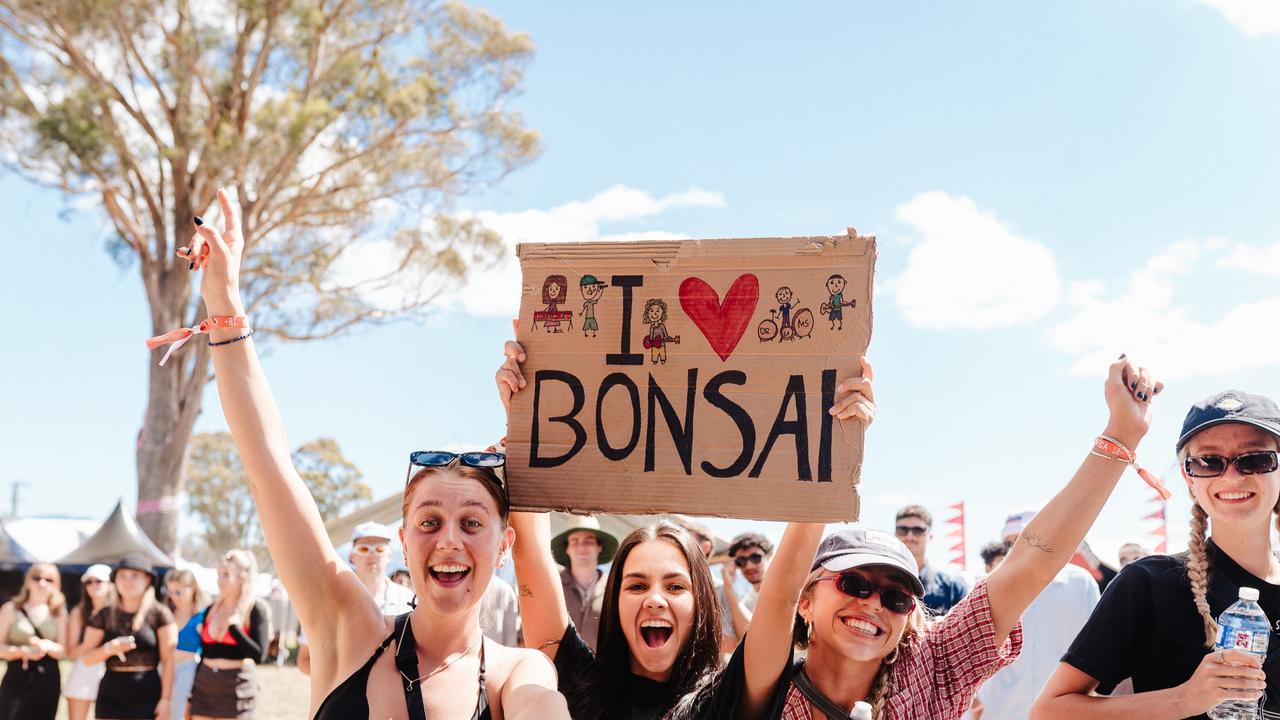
[1091,434,1171,501]
[146,316,249,366]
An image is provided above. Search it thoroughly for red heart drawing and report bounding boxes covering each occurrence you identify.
[679,274,760,361]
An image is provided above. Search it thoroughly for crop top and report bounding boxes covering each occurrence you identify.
[6,607,58,646]
[89,603,175,669]
[176,610,204,654]
[198,600,270,663]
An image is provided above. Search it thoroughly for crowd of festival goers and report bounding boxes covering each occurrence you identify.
[5,193,1279,719]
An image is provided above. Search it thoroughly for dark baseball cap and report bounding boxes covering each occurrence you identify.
[811,528,926,597]
[1176,390,1280,452]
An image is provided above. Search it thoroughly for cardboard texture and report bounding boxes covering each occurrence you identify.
[506,230,876,523]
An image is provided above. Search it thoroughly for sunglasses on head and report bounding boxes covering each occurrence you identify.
[734,553,764,567]
[352,543,390,556]
[895,525,928,537]
[405,451,506,486]
[813,571,918,615]
[1184,450,1279,478]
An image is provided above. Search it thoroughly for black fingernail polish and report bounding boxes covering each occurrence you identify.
[194,216,204,226]
[1118,353,1126,359]
[1138,392,1146,401]
[189,261,194,270]
[1130,382,1137,390]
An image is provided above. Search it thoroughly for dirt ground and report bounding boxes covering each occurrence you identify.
[53,664,311,720]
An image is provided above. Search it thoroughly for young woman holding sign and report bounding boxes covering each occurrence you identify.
[495,341,877,720]
[1032,390,1280,720]
[682,356,1164,719]
[182,188,568,720]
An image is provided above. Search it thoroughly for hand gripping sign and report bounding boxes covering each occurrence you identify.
[506,230,876,523]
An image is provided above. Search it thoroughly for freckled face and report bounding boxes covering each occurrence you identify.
[617,539,696,682]
[401,471,512,617]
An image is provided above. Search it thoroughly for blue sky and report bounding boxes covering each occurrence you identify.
[4,0,1280,570]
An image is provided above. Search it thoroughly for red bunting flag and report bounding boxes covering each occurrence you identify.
[945,502,966,571]
[1147,491,1168,554]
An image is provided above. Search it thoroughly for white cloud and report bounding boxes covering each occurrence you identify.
[455,185,726,317]
[1193,0,1280,37]
[1219,241,1280,277]
[891,191,1062,329]
[1045,238,1280,378]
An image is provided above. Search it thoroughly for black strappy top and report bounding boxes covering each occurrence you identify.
[313,613,490,720]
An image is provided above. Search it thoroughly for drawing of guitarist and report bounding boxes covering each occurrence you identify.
[820,273,856,330]
[641,298,679,365]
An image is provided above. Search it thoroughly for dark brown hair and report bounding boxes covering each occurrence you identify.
[541,275,568,306]
[569,521,722,719]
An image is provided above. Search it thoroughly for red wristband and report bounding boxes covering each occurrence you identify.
[146,316,250,366]
[1091,434,1171,501]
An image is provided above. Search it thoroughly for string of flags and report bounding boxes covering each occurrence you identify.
[1145,491,1168,553]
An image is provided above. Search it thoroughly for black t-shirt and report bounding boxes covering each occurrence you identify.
[688,634,795,720]
[555,624,675,720]
[1063,541,1280,719]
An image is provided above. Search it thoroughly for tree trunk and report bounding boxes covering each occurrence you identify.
[135,268,211,556]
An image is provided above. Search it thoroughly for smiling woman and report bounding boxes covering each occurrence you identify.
[191,188,569,720]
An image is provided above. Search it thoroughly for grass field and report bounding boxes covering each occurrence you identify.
[53,664,312,720]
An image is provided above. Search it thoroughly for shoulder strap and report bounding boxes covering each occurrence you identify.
[792,663,854,720]
[16,606,49,641]
[394,613,429,720]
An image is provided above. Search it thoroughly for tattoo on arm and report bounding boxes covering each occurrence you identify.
[1021,532,1054,554]
[519,584,533,598]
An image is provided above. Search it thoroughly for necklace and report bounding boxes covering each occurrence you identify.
[396,622,483,690]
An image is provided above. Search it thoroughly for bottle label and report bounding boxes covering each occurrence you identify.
[1220,627,1268,653]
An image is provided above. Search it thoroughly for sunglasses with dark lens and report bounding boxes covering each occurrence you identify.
[31,576,57,585]
[405,451,506,485]
[734,553,764,567]
[1184,451,1280,478]
[813,572,917,615]
[895,525,928,537]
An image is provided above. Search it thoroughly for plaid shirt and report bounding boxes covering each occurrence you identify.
[781,579,1022,720]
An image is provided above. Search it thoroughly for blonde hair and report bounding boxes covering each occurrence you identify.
[796,568,930,719]
[13,563,66,617]
[163,568,209,614]
[1183,435,1280,648]
[219,550,258,629]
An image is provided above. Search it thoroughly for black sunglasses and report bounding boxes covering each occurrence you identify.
[405,451,507,485]
[734,553,765,567]
[895,525,928,537]
[813,571,917,615]
[1184,451,1279,478]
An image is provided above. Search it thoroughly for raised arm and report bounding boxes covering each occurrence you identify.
[737,358,875,720]
[984,357,1159,644]
[189,189,382,677]
[502,650,571,719]
[508,511,571,661]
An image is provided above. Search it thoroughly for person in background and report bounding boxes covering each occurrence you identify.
[190,550,271,720]
[722,533,774,642]
[980,541,1010,574]
[391,568,413,589]
[481,575,522,646]
[1118,541,1151,567]
[550,516,617,651]
[1033,390,1280,719]
[164,568,208,720]
[79,554,177,720]
[895,504,971,614]
[976,509,1100,719]
[0,562,68,720]
[64,564,114,720]
[297,522,415,675]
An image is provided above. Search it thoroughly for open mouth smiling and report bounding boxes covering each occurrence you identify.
[639,619,674,648]
[429,563,471,587]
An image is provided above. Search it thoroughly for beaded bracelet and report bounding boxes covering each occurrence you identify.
[209,329,254,347]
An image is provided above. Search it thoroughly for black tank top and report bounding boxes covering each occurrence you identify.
[313,613,490,720]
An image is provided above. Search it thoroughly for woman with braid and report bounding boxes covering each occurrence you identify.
[1033,390,1280,719]
[688,356,1164,720]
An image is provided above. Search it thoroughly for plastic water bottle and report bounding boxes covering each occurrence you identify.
[1208,587,1270,720]
[851,701,873,720]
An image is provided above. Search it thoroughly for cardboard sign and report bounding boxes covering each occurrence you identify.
[506,230,876,522]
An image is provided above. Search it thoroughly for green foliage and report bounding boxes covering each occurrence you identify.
[185,432,373,563]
